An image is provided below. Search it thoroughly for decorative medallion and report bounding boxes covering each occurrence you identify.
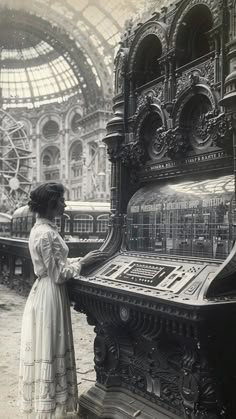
[119,306,130,322]
[148,126,167,160]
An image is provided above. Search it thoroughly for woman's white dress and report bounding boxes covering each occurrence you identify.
[18,218,81,419]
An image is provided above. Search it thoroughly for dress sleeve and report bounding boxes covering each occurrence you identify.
[40,231,82,284]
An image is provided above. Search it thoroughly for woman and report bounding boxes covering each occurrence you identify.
[18,182,107,418]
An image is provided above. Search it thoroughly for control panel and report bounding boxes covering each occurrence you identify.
[94,253,220,296]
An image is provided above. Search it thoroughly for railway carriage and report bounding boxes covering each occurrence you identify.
[0,201,110,291]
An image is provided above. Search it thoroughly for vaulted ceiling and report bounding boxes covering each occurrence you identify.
[0,0,148,109]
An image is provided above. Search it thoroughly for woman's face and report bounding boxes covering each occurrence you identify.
[54,195,66,217]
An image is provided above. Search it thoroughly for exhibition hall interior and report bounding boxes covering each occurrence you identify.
[2,0,236,418]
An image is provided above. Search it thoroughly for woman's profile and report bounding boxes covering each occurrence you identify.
[18,182,107,418]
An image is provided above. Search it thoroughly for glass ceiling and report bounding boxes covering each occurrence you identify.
[0,0,173,109]
[170,175,235,196]
[0,39,81,109]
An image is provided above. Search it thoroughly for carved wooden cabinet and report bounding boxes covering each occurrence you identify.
[69,0,236,418]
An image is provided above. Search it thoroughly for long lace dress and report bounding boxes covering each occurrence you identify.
[18,218,81,419]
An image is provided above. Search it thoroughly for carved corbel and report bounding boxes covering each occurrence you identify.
[205,111,233,152]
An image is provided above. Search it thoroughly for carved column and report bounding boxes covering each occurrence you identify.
[214,33,221,84]
[102,95,125,254]
[35,136,41,182]
[168,51,175,103]
[64,127,70,194]
[128,75,135,118]
[159,55,169,104]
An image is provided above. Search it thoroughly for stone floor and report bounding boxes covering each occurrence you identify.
[0,284,96,419]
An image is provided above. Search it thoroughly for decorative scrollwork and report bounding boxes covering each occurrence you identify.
[151,126,166,157]
[114,47,129,94]
[189,71,200,89]
[149,126,190,160]
[94,329,119,371]
[107,140,146,182]
[205,111,233,152]
[107,141,146,168]
[176,62,214,97]
[107,146,120,163]
[166,127,190,160]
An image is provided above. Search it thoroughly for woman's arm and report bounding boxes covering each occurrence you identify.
[40,231,82,284]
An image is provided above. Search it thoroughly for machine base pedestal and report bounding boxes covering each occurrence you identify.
[78,385,180,419]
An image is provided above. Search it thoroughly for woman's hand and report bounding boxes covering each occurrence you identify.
[80,250,108,268]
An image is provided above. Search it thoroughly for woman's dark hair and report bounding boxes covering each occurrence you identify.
[28,182,65,216]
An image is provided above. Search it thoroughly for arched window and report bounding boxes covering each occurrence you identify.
[71,113,82,133]
[73,215,93,233]
[175,5,213,68]
[42,120,60,140]
[64,214,70,233]
[96,214,109,233]
[41,146,60,181]
[55,217,61,231]
[134,35,162,87]
[42,154,51,166]
[71,142,83,161]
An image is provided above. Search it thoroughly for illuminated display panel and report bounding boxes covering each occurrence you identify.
[127,175,235,260]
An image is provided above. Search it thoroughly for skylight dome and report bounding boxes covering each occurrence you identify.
[0,33,81,109]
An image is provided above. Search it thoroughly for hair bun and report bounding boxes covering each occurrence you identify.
[27,182,65,215]
[28,198,41,212]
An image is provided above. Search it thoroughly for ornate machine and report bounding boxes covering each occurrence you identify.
[69,0,236,418]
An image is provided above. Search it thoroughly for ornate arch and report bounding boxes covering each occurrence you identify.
[65,104,84,129]
[17,118,33,136]
[40,144,60,157]
[173,83,218,125]
[40,145,61,181]
[135,103,166,137]
[134,102,167,161]
[172,83,220,151]
[169,0,218,48]
[37,113,62,136]
[128,21,168,74]
[69,140,83,161]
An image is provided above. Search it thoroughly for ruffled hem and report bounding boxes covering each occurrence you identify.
[21,402,78,419]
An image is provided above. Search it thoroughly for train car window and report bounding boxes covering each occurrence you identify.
[55,217,62,232]
[0,213,11,236]
[64,214,70,233]
[73,215,93,233]
[22,217,27,236]
[14,258,23,275]
[16,218,21,234]
[96,214,109,233]
[27,216,33,233]
[12,218,17,234]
